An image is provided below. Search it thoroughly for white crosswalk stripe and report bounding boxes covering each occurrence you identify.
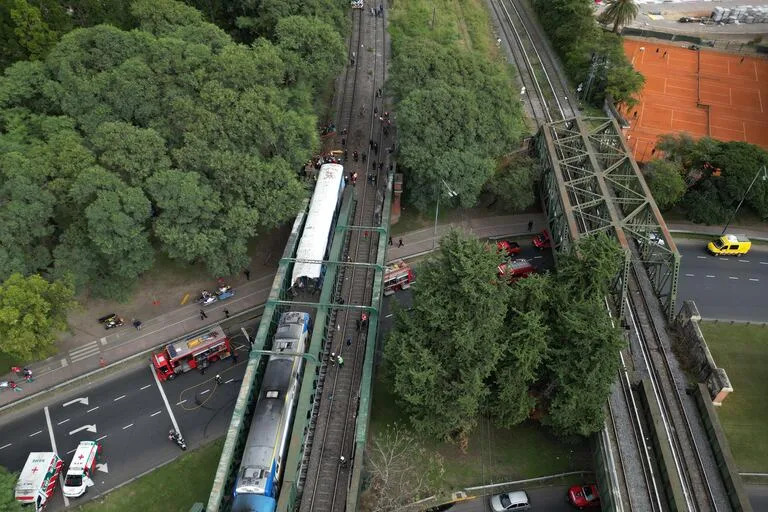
[69,340,101,363]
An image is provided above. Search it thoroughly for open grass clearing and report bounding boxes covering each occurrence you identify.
[370,365,592,491]
[700,322,768,472]
[75,439,223,512]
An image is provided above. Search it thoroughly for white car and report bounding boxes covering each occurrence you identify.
[490,490,530,511]
[351,0,364,8]
[649,232,666,247]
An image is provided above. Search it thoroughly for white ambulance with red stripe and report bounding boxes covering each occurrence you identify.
[15,452,63,510]
[63,441,102,497]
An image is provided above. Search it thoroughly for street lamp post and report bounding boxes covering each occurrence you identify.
[433,179,458,250]
[722,165,767,235]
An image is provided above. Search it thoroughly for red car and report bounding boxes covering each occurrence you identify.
[497,258,536,282]
[532,229,551,250]
[568,484,600,509]
[496,240,521,257]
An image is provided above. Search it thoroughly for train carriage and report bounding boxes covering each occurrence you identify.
[291,163,345,290]
[232,311,312,512]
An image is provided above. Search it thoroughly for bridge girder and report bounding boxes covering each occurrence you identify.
[538,116,681,320]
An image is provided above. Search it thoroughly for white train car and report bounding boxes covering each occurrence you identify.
[291,163,345,289]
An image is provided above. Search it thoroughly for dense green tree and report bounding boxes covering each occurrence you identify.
[644,159,686,210]
[275,15,344,90]
[385,230,509,441]
[0,0,324,297]
[682,180,730,225]
[0,273,75,360]
[598,0,639,33]
[556,232,626,302]
[712,142,768,219]
[485,154,538,212]
[0,465,24,512]
[9,0,57,59]
[545,296,625,437]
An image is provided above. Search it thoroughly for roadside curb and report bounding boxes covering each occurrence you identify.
[387,232,528,264]
[668,229,768,243]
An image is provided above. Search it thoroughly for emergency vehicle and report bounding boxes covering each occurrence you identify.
[532,229,551,250]
[152,325,232,381]
[15,452,63,510]
[63,441,101,498]
[383,259,414,296]
[498,258,536,282]
[496,240,521,257]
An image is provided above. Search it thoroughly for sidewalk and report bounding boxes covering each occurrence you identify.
[2,212,764,410]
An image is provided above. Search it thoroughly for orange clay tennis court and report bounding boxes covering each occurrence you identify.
[622,39,768,162]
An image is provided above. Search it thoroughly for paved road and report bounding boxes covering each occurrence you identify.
[0,328,253,510]
[448,485,575,512]
[676,239,768,321]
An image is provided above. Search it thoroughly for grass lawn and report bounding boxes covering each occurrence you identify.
[699,322,768,472]
[371,366,592,491]
[75,440,223,512]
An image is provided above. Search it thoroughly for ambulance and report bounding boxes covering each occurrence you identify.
[15,452,63,510]
[62,441,101,497]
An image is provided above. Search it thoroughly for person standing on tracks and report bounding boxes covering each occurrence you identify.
[337,355,344,368]
[351,172,358,186]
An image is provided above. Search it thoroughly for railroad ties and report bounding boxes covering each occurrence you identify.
[299,4,389,512]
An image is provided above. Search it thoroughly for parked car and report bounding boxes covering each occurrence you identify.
[532,229,551,250]
[567,483,600,509]
[490,490,530,511]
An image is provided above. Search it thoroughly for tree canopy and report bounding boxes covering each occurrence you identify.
[0,465,24,512]
[0,273,75,361]
[385,231,626,442]
[598,0,639,33]
[389,29,526,211]
[650,135,768,223]
[532,0,644,107]
[0,0,345,298]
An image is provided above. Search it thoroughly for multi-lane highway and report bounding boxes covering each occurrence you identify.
[676,239,768,322]
[0,331,252,510]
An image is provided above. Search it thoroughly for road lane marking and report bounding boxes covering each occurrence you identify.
[225,378,234,384]
[122,423,134,430]
[749,278,760,282]
[150,364,181,434]
[57,419,70,425]
[685,273,695,277]
[739,260,750,263]
[760,261,768,265]
[87,406,99,413]
[200,389,211,395]
[140,384,152,390]
[385,313,393,318]
[729,276,739,280]
[113,394,126,402]
[95,435,108,442]
[176,400,187,406]
[44,406,69,508]
[29,430,43,437]
[67,448,77,455]
[697,256,707,259]
[0,443,11,450]
[706,275,716,278]
[151,410,162,417]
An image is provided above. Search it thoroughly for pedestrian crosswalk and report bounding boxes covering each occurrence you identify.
[69,340,101,364]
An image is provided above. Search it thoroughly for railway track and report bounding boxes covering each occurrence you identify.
[627,262,724,511]
[489,0,576,123]
[299,6,389,511]
[488,1,734,510]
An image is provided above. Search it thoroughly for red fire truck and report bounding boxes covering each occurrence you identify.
[152,325,232,381]
[383,259,414,296]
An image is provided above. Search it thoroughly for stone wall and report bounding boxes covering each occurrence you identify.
[674,300,733,405]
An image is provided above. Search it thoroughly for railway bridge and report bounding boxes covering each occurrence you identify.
[200,0,755,509]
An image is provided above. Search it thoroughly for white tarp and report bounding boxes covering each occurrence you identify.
[291,163,344,287]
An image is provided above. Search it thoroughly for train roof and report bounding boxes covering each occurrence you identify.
[274,312,309,345]
[291,163,344,286]
[236,358,293,494]
[231,494,276,512]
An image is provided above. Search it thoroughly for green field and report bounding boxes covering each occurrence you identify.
[371,366,592,491]
[75,440,223,512]
[700,322,768,472]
